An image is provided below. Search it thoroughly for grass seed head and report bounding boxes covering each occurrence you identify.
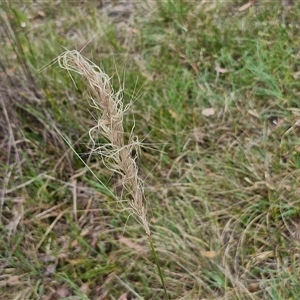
[57,50,150,236]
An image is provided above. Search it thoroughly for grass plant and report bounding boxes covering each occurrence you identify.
[2,0,300,299]
[55,49,168,297]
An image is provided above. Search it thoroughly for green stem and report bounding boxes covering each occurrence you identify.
[148,235,170,300]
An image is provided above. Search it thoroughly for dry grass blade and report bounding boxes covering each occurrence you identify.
[56,50,150,236]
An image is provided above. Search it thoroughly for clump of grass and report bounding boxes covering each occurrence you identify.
[56,50,168,298]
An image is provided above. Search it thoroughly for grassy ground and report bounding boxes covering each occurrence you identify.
[1,0,300,299]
